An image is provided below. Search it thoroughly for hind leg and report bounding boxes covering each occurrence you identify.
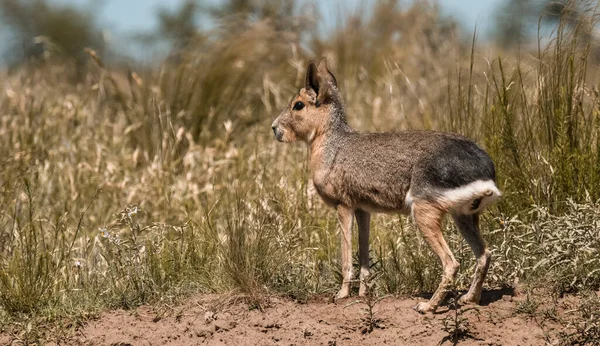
[412,201,459,313]
[452,213,491,305]
[356,209,371,296]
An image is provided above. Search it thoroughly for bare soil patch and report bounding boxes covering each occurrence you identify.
[45,288,567,346]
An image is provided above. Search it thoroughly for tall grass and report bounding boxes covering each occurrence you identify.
[0,0,599,337]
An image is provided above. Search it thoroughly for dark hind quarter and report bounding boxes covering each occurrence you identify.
[417,137,496,190]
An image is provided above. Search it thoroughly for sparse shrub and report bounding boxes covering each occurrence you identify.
[93,206,192,308]
[485,199,600,294]
[0,183,62,314]
[529,199,600,294]
[558,292,600,345]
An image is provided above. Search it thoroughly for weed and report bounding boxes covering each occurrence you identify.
[515,293,540,316]
[439,292,479,345]
[558,292,600,345]
[360,274,385,334]
[345,273,384,334]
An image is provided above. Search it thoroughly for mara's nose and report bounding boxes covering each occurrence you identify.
[271,125,277,134]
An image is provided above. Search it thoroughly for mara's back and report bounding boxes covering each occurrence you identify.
[314,130,496,213]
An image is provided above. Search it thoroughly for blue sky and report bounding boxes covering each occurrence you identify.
[2,0,505,62]
[53,0,503,35]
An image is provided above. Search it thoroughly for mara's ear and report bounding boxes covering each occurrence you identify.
[305,59,337,107]
[305,62,320,94]
[317,59,337,87]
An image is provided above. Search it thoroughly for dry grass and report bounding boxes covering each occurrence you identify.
[0,0,599,343]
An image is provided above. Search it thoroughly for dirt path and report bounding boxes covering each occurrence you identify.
[63,289,563,346]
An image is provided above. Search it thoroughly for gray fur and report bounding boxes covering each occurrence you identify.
[316,129,496,213]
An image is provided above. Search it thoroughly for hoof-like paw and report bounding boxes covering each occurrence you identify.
[335,288,350,300]
[414,302,435,314]
[458,294,480,306]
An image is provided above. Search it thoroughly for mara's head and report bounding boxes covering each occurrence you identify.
[271,59,342,143]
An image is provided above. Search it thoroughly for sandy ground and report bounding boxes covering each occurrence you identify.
[33,287,566,346]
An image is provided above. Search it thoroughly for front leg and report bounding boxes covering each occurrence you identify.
[356,209,371,296]
[336,204,354,299]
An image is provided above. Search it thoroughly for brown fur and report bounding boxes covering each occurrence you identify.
[272,60,500,313]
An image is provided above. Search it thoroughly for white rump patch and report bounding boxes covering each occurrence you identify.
[440,180,501,215]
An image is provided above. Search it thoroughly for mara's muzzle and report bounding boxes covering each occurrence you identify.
[271,122,284,142]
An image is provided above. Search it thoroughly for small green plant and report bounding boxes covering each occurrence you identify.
[345,273,384,334]
[360,273,385,334]
[515,293,540,316]
[440,291,478,345]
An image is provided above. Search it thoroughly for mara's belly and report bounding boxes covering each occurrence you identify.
[312,176,411,214]
[355,200,411,215]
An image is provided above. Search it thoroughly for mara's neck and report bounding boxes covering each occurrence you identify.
[308,132,325,170]
[307,106,353,174]
[327,97,353,135]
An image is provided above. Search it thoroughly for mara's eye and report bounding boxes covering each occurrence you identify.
[293,101,305,111]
